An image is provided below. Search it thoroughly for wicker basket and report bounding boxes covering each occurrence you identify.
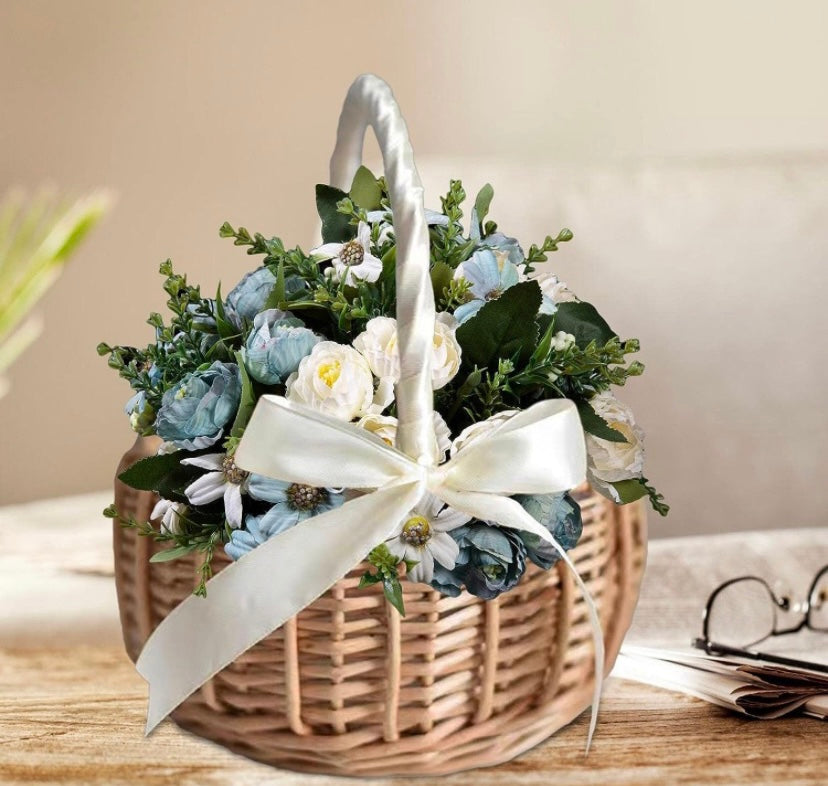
[114,436,646,776]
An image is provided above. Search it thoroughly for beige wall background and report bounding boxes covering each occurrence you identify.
[1,0,827,538]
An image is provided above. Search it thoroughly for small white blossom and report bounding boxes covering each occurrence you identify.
[151,498,188,534]
[357,411,452,461]
[311,221,382,286]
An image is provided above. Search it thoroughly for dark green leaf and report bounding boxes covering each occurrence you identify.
[118,450,192,492]
[473,183,494,224]
[380,245,396,288]
[611,478,649,504]
[382,574,406,616]
[230,350,256,438]
[430,260,453,301]
[149,544,198,563]
[315,184,354,243]
[456,281,542,369]
[214,284,237,340]
[358,571,382,588]
[349,165,382,210]
[263,261,286,310]
[553,302,616,349]
[577,400,628,443]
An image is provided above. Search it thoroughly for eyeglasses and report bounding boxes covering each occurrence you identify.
[692,565,828,674]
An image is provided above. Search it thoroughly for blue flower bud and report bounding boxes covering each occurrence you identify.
[241,309,320,385]
[224,267,277,326]
[514,493,583,570]
[155,361,241,449]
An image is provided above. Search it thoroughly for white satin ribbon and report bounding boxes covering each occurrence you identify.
[134,75,606,751]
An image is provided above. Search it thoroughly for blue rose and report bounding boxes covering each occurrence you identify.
[431,522,527,600]
[225,267,277,326]
[514,493,583,570]
[241,309,320,385]
[155,361,241,449]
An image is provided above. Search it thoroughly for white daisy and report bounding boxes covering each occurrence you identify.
[181,452,251,529]
[311,221,383,286]
[387,492,470,584]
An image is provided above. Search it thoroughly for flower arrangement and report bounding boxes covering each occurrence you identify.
[101,169,666,611]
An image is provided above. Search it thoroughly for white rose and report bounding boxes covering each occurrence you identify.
[286,341,375,421]
[585,392,645,500]
[353,313,462,391]
[357,412,452,460]
[450,409,520,457]
[536,272,577,304]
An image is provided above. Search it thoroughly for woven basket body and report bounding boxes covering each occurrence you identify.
[114,436,646,776]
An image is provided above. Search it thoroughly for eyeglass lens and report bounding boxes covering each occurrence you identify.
[708,577,776,648]
[808,567,828,632]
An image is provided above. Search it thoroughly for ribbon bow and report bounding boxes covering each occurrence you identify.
[136,395,605,749]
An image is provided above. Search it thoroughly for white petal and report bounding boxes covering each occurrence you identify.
[185,472,226,505]
[151,498,171,520]
[434,507,471,532]
[310,242,343,261]
[408,549,434,584]
[180,453,224,470]
[414,491,443,519]
[428,532,460,570]
[224,484,243,529]
[357,221,371,249]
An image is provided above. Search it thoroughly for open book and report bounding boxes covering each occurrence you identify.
[614,645,828,720]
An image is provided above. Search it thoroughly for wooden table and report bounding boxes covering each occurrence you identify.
[1,494,825,785]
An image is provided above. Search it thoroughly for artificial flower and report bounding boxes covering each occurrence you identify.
[352,313,461,390]
[155,361,241,450]
[387,492,469,584]
[513,492,583,569]
[151,498,188,535]
[286,341,378,421]
[242,309,320,385]
[224,267,277,326]
[453,248,523,324]
[585,391,645,501]
[357,411,452,460]
[311,221,382,286]
[450,409,520,456]
[243,478,344,535]
[432,523,527,600]
[536,272,578,315]
[181,451,289,529]
[225,511,284,561]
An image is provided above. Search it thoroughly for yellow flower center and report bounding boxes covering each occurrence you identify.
[317,360,341,387]
[400,515,431,547]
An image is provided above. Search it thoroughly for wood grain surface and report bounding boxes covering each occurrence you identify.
[0,645,823,786]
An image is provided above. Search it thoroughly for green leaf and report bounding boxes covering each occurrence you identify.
[473,183,494,224]
[315,184,354,244]
[531,314,556,363]
[118,450,192,492]
[577,400,628,443]
[379,244,396,288]
[358,571,382,589]
[149,544,198,563]
[349,165,382,210]
[263,260,286,310]
[610,478,649,504]
[214,284,237,340]
[456,281,542,369]
[430,260,453,301]
[230,350,256,438]
[553,302,616,349]
[382,574,406,617]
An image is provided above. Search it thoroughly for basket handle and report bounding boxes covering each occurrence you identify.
[329,74,436,466]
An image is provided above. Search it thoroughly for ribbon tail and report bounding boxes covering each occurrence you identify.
[136,479,423,734]
[437,486,604,753]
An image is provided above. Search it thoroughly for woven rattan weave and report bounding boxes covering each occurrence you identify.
[114,436,646,776]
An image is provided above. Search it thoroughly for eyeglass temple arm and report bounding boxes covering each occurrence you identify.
[692,637,828,675]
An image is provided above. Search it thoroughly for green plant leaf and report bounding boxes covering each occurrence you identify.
[456,281,542,369]
[230,350,256,438]
[118,450,192,492]
[576,400,628,443]
[149,544,198,563]
[382,574,406,616]
[553,302,617,349]
[358,571,382,589]
[263,260,286,310]
[610,478,649,504]
[214,284,238,340]
[315,184,353,244]
[430,260,453,301]
[473,183,494,224]
[349,165,382,210]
